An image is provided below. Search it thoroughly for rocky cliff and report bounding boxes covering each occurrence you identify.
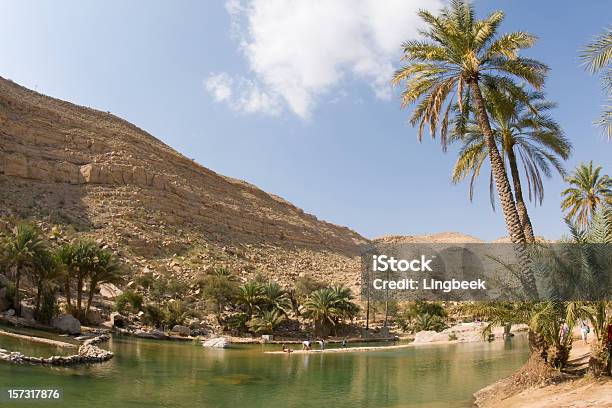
[0,77,367,287]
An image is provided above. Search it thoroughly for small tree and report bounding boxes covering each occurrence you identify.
[199,268,238,318]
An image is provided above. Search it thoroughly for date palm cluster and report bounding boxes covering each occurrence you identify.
[0,223,123,323]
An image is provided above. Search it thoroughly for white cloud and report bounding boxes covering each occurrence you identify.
[205,73,233,102]
[205,73,282,115]
[208,0,441,118]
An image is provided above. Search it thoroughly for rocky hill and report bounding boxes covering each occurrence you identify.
[0,77,367,288]
[374,232,484,244]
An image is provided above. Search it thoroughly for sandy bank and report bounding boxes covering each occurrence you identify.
[474,341,612,407]
[265,343,413,354]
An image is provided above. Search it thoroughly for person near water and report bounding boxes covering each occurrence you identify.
[341,338,347,348]
[302,340,311,351]
[317,339,325,350]
[580,320,590,344]
[559,321,570,343]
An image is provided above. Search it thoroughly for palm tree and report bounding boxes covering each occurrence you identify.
[260,282,291,316]
[1,223,47,315]
[303,286,359,336]
[458,301,533,338]
[247,310,285,335]
[561,162,612,228]
[563,206,612,374]
[32,248,62,316]
[580,27,612,139]
[236,281,263,318]
[452,89,571,242]
[85,249,123,318]
[56,240,102,320]
[392,0,548,295]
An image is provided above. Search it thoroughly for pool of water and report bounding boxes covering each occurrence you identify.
[0,333,529,408]
[0,329,77,357]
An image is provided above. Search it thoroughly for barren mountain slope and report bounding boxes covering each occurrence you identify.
[0,77,367,287]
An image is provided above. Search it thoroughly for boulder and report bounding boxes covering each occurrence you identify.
[85,309,103,325]
[19,304,34,321]
[110,312,127,328]
[52,314,81,334]
[99,283,123,299]
[5,309,15,316]
[171,325,191,337]
[202,337,229,348]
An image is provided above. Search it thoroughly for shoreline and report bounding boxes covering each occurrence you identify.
[473,340,612,407]
[265,332,528,354]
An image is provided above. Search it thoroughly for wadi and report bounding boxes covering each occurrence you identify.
[0,1,611,407]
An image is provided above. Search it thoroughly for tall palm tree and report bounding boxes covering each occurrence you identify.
[392,0,548,296]
[56,240,102,320]
[32,248,62,315]
[561,161,612,228]
[85,249,123,318]
[452,89,571,242]
[1,223,47,315]
[580,27,612,139]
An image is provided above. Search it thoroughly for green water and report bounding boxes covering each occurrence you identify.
[0,333,529,408]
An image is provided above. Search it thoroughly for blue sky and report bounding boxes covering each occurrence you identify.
[1,1,610,241]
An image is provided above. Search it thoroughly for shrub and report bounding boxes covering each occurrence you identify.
[164,300,188,327]
[294,276,325,300]
[221,312,248,332]
[114,290,143,314]
[413,313,447,332]
[141,303,164,328]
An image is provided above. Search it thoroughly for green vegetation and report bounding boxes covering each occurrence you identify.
[451,89,570,242]
[114,290,144,314]
[580,27,612,139]
[1,223,125,325]
[302,285,359,336]
[561,161,612,228]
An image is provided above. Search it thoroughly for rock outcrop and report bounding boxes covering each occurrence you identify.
[51,314,81,335]
[202,337,229,348]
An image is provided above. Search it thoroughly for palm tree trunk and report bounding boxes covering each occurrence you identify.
[76,276,83,320]
[85,285,95,318]
[469,81,538,298]
[14,264,21,315]
[506,146,536,242]
[64,275,72,313]
[35,279,43,314]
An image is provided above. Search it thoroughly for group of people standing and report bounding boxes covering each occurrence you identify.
[558,320,591,345]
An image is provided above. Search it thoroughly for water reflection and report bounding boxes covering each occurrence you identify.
[0,334,529,408]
